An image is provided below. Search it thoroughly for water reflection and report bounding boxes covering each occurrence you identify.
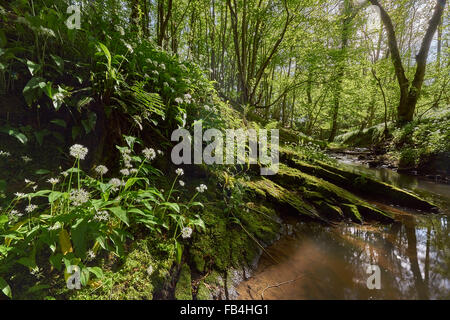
[237,215,449,299]
[237,157,450,300]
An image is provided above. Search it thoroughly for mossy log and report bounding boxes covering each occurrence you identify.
[280,148,437,211]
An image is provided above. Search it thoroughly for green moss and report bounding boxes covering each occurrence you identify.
[245,178,320,219]
[196,281,211,300]
[273,164,393,222]
[191,251,206,273]
[68,238,175,300]
[175,264,193,300]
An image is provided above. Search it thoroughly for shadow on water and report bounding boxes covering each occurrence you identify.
[237,160,450,300]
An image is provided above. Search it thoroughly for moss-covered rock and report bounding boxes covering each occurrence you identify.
[175,264,193,300]
[196,281,212,300]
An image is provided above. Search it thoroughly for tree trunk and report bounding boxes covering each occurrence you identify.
[369,0,447,124]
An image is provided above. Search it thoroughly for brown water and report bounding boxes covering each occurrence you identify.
[237,162,450,300]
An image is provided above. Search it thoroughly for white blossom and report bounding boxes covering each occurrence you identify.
[196,184,207,193]
[143,148,156,161]
[69,189,90,206]
[25,204,38,213]
[120,169,130,176]
[175,168,184,176]
[94,210,110,222]
[179,180,185,187]
[95,165,109,176]
[69,144,88,160]
[47,178,59,185]
[174,97,183,104]
[14,192,26,199]
[181,227,193,239]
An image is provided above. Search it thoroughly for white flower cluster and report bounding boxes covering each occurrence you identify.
[181,226,193,239]
[70,144,88,160]
[69,188,90,206]
[196,184,207,193]
[120,148,133,168]
[25,204,38,213]
[179,180,185,187]
[47,178,59,185]
[143,147,156,161]
[0,150,11,157]
[86,250,96,261]
[94,210,110,222]
[175,168,184,176]
[175,97,183,104]
[120,168,130,176]
[108,178,123,192]
[95,165,108,176]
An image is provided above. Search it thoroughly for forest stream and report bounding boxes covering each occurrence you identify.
[236,159,450,300]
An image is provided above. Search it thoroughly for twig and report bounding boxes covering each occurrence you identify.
[260,275,305,300]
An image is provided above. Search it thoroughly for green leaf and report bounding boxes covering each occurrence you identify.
[23,76,46,106]
[71,218,88,258]
[0,277,12,299]
[50,54,64,72]
[87,267,103,279]
[161,202,180,213]
[26,60,41,76]
[107,207,129,226]
[175,241,183,265]
[35,169,51,175]
[72,126,82,140]
[50,119,67,128]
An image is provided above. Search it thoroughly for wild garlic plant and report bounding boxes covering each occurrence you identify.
[0,135,205,297]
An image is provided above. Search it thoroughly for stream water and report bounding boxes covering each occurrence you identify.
[236,158,450,300]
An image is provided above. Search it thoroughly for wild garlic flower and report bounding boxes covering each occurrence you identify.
[174,97,183,104]
[204,105,211,111]
[175,168,184,176]
[47,178,59,185]
[0,150,11,157]
[94,210,110,222]
[181,227,193,239]
[95,165,108,176]
[108,178,122,192]
[69,144,88,160]
[25,179,35,184]
[196,184,207,193]
[30,267,43,279]
[69,189,90,206]
[184,93,192,100]
[14,192,26,199]
[120,169,130,176]
[25,204,38,213]
[143,148,156,161]
[179,180,185,187]
[86,250,96,261]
